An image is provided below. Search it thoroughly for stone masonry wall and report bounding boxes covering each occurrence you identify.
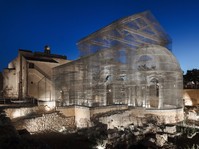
[90,105,128,117]
[57,105,128,128]
[98,108,184,129]
[5,107,39,119]
[15,112,75,134]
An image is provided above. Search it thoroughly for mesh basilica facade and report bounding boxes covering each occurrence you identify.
[53,11,183,110]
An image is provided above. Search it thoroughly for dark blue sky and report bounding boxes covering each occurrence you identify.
[1,0,199,72]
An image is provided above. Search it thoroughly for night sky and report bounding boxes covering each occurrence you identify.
[1,0,199,73]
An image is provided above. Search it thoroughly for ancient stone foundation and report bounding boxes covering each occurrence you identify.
[98,108,184,129]
[57,105,128,128]
[58,106,184,128]
[14,112,75,134]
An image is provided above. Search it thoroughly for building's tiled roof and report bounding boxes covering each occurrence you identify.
[34,52,67,60]
[24,56,58,63]
[19,49,67,61]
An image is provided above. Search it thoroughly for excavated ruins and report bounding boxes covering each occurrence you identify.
[1,11,199,148]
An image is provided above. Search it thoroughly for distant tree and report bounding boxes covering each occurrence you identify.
[0,72,2,92]
[184,69,199,89]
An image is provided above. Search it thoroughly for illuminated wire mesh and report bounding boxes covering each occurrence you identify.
[53,11,182,109]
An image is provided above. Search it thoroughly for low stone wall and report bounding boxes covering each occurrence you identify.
[5,104,56,120]
[99,108,184,129]
[145,108,184,123]
[58,106,184,128]
[57,105,129,128]
[57,106,75,117]
[5,107,39,119]
[57,106,90,128]
[75,106,91,128]
[74,105,128,128]
[16,112,75,134]
[90,105,128,117]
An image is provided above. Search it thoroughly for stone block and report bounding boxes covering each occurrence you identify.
[164,125,176,134]
[156,133,167,147]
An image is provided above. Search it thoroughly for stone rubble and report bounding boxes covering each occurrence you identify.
[3,105,199,148]
[164,125,176,134]
[89,110,179,148]
[156,133,168,147]
[16,112,75,134]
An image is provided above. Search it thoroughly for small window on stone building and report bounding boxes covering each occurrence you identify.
[31,81,33,84]
[29,63,34,68]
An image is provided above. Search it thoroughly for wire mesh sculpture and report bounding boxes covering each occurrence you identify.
[53,11,182,109]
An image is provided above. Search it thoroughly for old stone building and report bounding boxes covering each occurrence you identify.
[2,46,70,101]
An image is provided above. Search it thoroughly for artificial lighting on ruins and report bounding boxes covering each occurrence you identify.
[2,11,184,131]
[1,10,190,148]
